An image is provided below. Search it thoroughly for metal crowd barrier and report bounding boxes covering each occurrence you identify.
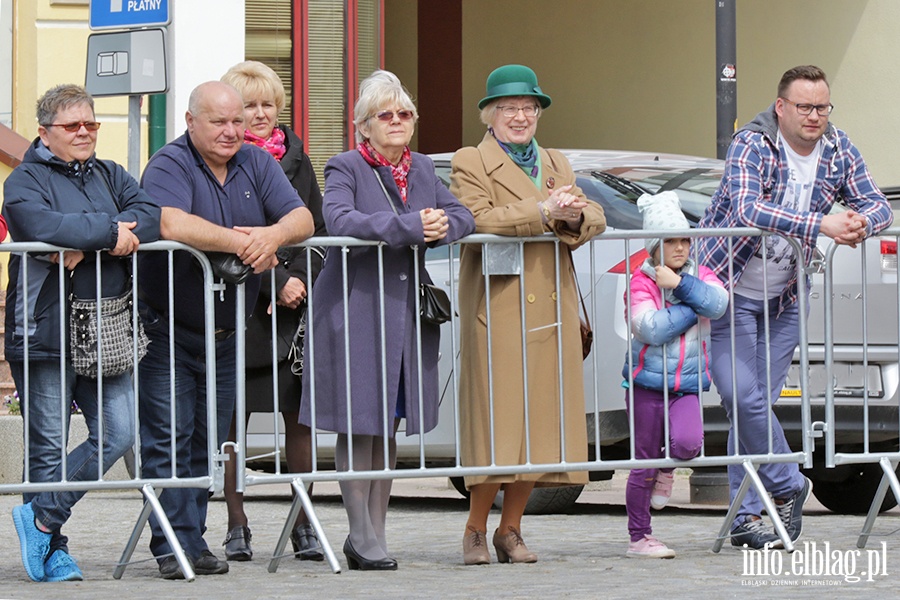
[240,228,813,574]
[817,226,900,549]
[8,226,892,579]
[0,240,237,581]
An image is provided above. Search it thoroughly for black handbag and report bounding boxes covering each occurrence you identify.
[570,249,593,361]
[205,252,253,285]
[420,283,452,325]
[68,171,149,377]
[70,289,149,378]
[373,168,452,326]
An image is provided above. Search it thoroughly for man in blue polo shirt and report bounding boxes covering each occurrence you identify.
[139,81,313,579]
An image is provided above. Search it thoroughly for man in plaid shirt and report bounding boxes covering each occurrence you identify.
[698,65,893,550]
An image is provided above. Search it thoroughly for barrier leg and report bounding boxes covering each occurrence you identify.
[857,457,900,549]
[113,483,196,581]
[267,478,341,574]
[711,460,787,552]
[750,463,795,553]
[712,461,752,553]
[267,481,305,571]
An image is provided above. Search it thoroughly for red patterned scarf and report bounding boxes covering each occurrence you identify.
[357,141,412,204]
[244,127,286,162]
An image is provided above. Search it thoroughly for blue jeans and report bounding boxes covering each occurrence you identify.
[137,305,236,561]
[709,294,806,527]
[10,359,135,554]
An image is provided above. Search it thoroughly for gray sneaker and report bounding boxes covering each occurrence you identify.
[775,476,812,542]
[730,516,783,549]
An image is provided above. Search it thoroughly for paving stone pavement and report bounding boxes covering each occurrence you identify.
[0,472,897,599]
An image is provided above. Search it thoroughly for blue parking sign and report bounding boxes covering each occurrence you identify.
[90,0,170,31]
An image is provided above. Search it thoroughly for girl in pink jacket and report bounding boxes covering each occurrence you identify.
[622,192,728,558]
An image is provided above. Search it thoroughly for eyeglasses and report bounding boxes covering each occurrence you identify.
[496,105,540,118]
[780,98,833,117]
[45,121,102,132]
[373,110,414,122]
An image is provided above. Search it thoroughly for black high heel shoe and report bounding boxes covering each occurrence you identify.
[342,537,398,571]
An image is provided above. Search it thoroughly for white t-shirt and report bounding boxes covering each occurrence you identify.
[735,132,822,300]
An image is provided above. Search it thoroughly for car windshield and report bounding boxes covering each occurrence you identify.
[578,167,722,230]
[430,154,724,232]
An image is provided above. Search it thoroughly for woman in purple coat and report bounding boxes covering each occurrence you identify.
[300,70,474,571]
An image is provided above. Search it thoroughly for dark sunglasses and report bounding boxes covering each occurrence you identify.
[46,121,102,132]
[373,110,414,122]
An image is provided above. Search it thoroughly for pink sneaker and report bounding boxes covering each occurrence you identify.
[626,534,676,559]
[650,471,675,510]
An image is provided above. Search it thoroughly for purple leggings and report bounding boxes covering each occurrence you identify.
[625,386,703,541]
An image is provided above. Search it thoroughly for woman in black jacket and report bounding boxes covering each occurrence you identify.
[219,61,327,562]
[3,84,160,583]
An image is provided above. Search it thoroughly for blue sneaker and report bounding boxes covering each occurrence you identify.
[775,476,812,542]
[12,503,52,582]
[730,515,783,549]
[43,550,84,582]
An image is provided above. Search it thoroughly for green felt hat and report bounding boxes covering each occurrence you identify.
[478,64,552,110]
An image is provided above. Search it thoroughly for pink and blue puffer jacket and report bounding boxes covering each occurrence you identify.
[622,261,728,393]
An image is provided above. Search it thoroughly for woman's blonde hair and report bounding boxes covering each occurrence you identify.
[221,60,286,114]
[353,70,418,144]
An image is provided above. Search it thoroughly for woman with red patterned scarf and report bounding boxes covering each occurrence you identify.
[299,70,474,571]
[219,61,327,564]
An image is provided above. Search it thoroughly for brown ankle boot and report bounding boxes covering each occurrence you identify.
[492,526,538,563]
[462,526,491,565]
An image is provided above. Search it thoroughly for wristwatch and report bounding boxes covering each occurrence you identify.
[540,201,551,221]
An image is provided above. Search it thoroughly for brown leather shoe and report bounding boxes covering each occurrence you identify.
[492,526,537,563]
[462,526,491,565]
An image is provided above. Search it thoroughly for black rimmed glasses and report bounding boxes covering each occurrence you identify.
[496,105,540,118]
[780,98,833,117]
[45,121,102,132]
[373,110,414,122]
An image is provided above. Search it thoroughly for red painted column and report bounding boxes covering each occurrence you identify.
[416,0,462,153]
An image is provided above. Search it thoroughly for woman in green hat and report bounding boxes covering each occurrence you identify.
[451,64,606,565]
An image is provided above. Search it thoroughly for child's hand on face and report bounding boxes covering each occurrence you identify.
[655,264,682,289]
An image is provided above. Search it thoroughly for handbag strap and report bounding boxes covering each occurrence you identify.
[373,168,402,216]
[568,247,590,329]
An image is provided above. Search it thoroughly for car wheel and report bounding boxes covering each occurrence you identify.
[493,485,585,515]
[810,463,899,514]
[449,476,470,499]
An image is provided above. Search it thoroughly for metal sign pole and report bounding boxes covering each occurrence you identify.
[715,0,737,160]
[127,95,141,180]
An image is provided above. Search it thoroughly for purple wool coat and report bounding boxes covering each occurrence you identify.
[299,150,475,437]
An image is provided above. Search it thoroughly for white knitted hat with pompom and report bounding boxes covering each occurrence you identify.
[637,191,690,256]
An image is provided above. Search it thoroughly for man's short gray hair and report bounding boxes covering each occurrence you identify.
[36,84,94,126]
[353,70,418,144]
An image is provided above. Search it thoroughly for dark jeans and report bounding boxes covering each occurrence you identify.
[138,305,236,561]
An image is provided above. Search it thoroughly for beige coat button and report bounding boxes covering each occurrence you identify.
[527,293,536,303]
[551,292,558,301]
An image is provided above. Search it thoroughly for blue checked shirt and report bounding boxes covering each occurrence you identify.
[699,105,893,314]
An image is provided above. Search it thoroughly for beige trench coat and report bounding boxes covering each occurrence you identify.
[450,133,607,488]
